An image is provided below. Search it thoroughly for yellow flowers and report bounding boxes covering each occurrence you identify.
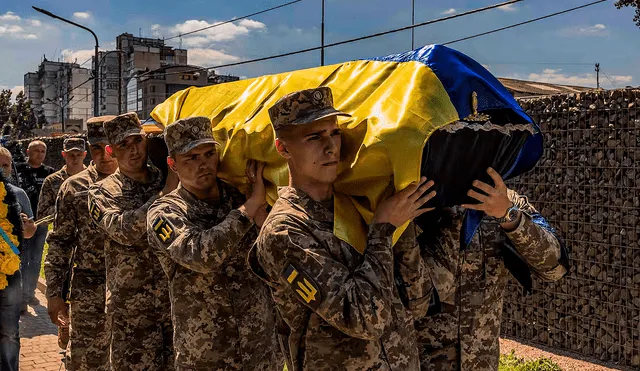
[0,182,19,290]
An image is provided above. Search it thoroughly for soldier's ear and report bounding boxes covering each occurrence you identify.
[275,138,290,159]
[105,145,113,155]
[167,156,177,172]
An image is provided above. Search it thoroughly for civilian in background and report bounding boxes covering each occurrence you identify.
[0,146,37,371]
[15,140,54,312]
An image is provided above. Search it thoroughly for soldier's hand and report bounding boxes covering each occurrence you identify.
[242,160,268,222]
[22,213,36,239]
[47,296,69,327]
[372,177,436,227]
[461,168,513,218]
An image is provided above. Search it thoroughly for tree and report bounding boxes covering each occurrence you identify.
[616,0,640,27]
[8,91,37,139]
[0,90,12,135]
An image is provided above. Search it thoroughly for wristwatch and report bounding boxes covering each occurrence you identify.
[495,203,520,224]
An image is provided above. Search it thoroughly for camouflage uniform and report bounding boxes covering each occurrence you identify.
[37,138,87,221]
[251,88,434,371]
[87,113,173,371]
[44,122,112,371]
[415,189,568,371]
[147,117,282,370]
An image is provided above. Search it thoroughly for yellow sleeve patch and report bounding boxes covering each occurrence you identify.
[152,215,175,244]
[282,264,323,309]
[88,199,102,224]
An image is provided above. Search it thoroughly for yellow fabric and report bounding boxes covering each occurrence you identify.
[152,59,459,252]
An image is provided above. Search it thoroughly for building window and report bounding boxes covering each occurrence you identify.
[150,85,156,93]
[150,98,156,105]
[181,74,193,81]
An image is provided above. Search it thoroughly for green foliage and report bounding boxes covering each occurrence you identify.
[499,351,562,371]
[616,0,640,27]
[0,89,39,140]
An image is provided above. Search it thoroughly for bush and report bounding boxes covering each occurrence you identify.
[500,351,562,371]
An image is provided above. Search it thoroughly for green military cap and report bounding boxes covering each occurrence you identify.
[86,115,116,144]
[164,116,219,155]
[268,87,351,131]
[63,137,86,152]
[103,112,144,145]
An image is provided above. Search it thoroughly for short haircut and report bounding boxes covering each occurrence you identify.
[0,146,12,160]
[28,140,47,151]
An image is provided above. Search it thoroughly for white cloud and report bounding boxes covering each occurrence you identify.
[28,19,41,27]
[498,4,518,12]
[516,69,633,87]
[442,8,457,15]
[0,24,39,40]
[561,23,608,37]
[73,12,92,20]
[187,48,241,67]
[153,18,267,47]
[61,48,107,65]
[0,12,21,21]
[0,85,25,102]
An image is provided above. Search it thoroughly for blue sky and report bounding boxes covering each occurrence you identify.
[1,0,638,96]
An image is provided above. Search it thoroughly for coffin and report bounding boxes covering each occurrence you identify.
[149,44,543,252]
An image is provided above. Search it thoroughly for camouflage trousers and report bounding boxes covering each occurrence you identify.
[108,310,174,371]
[66,280,109,371]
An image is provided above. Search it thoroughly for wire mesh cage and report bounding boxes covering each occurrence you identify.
[502,88,640,367]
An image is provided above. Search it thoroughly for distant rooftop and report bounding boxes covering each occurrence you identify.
[497,77,594,97]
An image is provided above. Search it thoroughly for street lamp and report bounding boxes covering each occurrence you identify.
[32,6,99,117]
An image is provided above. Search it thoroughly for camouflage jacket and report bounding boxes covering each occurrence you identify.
[147,183,282,370]
[87,165,169,317]
[252,187,427,371]
[44,164,110,298]
[37,165,77,220]
[415,189,567,371]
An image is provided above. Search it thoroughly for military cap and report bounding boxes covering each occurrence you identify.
[268,87,350,131]
[86,115,116,144]
[103,112,144,145]
[165,116,218,155]
[63,137,86,152]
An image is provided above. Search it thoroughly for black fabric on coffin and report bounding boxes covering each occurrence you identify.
[420,109,533,209]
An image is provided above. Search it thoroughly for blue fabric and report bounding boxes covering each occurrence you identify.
[368,44,545,247]
[0,271,21,371]
[21,225,47,303]
[7,184,33,219]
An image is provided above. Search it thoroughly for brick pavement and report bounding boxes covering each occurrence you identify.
[19,282,64,371]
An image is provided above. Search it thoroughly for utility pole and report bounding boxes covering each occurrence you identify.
[321,0,325,66]
[411,0,415,49]
[595,63,600,89]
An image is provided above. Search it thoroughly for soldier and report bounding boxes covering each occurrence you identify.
[44,117,119,371]
[251,87,437,371]
[37,137,87,223]
[415,168,569,371]
[147,117,282,370]
[88,112,175,371]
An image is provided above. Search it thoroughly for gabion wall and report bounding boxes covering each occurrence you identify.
[502,89,640,367]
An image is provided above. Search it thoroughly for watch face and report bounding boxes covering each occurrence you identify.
[508,208,519,221]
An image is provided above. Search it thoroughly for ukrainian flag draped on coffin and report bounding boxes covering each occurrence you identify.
[151,44,542,253]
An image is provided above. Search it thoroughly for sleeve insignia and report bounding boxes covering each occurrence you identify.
[152,215,175,244]
[88,199,103,224]
[282,264,323,309]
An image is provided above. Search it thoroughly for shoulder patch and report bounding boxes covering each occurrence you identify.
[88,198,102,224]
[282,264,323,309]
[152,215,176,244]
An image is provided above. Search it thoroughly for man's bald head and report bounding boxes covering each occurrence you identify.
[26,140,47,167]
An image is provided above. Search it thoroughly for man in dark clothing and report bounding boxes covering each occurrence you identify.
[15,140,54,311]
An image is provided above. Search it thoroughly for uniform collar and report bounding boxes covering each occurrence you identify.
[116,164,163,191]
[277,186,334,224]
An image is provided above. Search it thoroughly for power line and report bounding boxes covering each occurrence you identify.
[442,0,607,45]
[139,0,523,79]
[481,62,594,66]
[164,0,307,41]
